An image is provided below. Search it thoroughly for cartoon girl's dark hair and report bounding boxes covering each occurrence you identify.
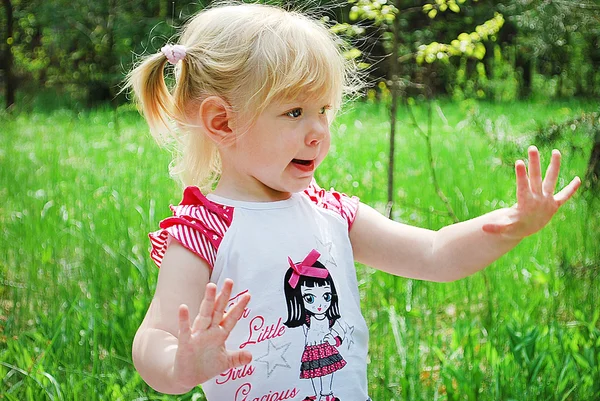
[283,260,340,328]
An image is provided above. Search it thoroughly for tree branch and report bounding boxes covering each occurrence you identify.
[406,100,460,223]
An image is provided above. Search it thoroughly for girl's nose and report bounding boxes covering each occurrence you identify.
[306,120,328,146]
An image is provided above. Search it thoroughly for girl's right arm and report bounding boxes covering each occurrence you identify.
[132,239,252,394]
[349,147,579,283]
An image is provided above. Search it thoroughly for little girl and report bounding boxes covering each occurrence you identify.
[126,2,580,400]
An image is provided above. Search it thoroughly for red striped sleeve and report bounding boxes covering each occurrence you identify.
[149,186,233,269]
[303,180,360,230]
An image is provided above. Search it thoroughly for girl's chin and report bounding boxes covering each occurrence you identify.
[255,174,314,199]
[291,180,313,193]
[280,175,314,192]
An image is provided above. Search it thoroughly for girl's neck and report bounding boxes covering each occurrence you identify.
[212,177,293,202]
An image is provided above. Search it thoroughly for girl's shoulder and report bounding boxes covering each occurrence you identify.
[170,186,234,225]
[149,186,233,269]
[302,180,360,229]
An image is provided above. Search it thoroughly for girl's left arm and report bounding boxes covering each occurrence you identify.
[349,146,581,282]
[331,320,346,340]
[324,321,345,345]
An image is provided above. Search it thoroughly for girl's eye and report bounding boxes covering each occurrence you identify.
[303,294,315,304]
[319,106,331,115]
[323,293,332,302]
[286,108,303,118]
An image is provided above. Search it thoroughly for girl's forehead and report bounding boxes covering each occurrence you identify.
[274,93,333,109]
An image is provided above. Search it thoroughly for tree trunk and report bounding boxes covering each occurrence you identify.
[2,0,15,109]
[386,0,402,218]
[517,48,532,99]
[585,125,600,191]
[107,0,116,103]
[89,0,116,105]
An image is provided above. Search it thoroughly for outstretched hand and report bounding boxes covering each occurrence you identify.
[482,146,581,239]
[172,279,252,389]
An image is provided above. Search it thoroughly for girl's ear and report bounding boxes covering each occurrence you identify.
[197,96,236,146]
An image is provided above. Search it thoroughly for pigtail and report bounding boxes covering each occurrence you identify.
[171,58,221,191]
[126,52,176,145]
[125,50,220,191]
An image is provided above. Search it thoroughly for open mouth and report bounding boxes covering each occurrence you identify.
[292,158,313,166]
[291,158,315,173]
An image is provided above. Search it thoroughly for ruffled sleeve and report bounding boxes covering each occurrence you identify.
[149,186,234,268]
[303,180,360,230]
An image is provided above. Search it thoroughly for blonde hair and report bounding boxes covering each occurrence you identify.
[126,2,358,191]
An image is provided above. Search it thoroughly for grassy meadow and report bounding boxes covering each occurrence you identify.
[1,99,599,400]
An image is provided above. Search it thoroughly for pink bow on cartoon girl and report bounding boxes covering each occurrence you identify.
[288,249,329,288]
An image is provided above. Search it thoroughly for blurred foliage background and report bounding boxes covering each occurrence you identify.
[1,0,599,400]
[1,0,600,110]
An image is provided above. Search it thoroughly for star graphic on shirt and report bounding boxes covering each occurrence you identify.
[344,322,355,350]
[255,340,292,378]
[315,238,337,267]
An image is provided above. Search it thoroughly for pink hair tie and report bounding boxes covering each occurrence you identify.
[161,44,187,65]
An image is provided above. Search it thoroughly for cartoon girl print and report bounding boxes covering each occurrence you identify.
[283,249,346,401]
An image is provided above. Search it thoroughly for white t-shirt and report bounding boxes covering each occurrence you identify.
[149,182,371,401]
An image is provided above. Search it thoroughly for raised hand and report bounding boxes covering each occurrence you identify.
[482,146,581,239]
[172,279,252,388]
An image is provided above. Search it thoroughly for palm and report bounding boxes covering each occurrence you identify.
[483,146,580,238]
[173,280,252,388]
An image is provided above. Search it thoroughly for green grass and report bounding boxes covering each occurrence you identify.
[1,99,599,400]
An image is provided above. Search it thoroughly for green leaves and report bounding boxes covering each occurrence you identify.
[422,0,462,18]
[340,0,505,70]
[416,13,504,64]
[347,0,398,25]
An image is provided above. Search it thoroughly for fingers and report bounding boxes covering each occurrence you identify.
[527,146,543,195]
[482,217,516,235]
[193,282,217,332]
[227,350,253,369]
[515,159,530,204]
[520,147,573,201]
[178,304,192,343]
[482,223,507,235]
[482,210,518,236]
[192,279,247,334]
[220,293,251,333]
[554,176,581,206]
[523,146,579,206]
[542,149,561,195]
[211,279,234,327]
